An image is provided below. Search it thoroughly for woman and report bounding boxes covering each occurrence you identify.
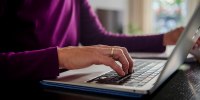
[0,0,184,80]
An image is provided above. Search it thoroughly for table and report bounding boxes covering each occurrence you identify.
[41,58,200,100]
[2,58,200,100]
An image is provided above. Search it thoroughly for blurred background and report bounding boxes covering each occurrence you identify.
[88,0,200,35]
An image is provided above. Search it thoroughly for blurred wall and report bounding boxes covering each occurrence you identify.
[88,0,200,34]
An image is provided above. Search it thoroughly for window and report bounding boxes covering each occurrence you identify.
[152,0,187,33]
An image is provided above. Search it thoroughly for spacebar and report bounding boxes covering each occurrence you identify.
[97,74,132,84]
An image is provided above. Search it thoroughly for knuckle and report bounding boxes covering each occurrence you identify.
[123,47,128,52]
[118,47,126,51]
[121,47,126,50]
[123,61,129,67]
[114,49,123,57]
[118,49,124,54]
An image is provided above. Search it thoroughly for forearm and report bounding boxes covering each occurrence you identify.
[0,47,59,80]
[81,31,166,52]
[80,0,166,53]
[163,27,184,46]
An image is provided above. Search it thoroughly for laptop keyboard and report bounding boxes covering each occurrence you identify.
[87,60,165,87]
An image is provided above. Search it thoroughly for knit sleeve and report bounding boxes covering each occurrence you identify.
[79,0,166,52]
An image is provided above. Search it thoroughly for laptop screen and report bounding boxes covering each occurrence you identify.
[153,4,200,92]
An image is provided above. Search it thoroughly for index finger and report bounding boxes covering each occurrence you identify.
[116,47,134,73]
[95,45,134,73]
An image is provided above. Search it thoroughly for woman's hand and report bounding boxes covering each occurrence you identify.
[57,45,133,76]
[163,27,184,46]
[193,37,200,49]
[190,37,200,61]
[163,27,200,61]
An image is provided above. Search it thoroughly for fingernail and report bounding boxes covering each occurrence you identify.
[121,71,125,76]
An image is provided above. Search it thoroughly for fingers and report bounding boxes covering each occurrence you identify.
[98,55,125,76]
[197,37,200,46]
[111,48,129,74]
[193,38,200,49]
[115,47,134,73]
[109,46,133,73]
[94,45,133,75]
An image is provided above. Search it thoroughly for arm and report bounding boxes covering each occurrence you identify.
[0,47,59,80]
[0,1,60,80]
[79,0,166,52]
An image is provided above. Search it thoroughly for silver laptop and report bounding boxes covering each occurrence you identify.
[41,4,200,98]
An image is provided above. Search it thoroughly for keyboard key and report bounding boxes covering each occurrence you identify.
[87,60,165,87]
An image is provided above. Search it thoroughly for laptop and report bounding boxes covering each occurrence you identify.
[41,4,200,98]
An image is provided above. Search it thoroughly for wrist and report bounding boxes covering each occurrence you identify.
[163,34,168,46]
[57,47,64,69]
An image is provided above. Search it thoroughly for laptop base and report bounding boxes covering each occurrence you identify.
[41,81,145,98]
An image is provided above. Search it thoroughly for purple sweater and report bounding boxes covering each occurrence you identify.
[0,0,165,80]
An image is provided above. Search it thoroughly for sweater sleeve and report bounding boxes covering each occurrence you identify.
[79,0,166,52]
[0,47,59,80]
